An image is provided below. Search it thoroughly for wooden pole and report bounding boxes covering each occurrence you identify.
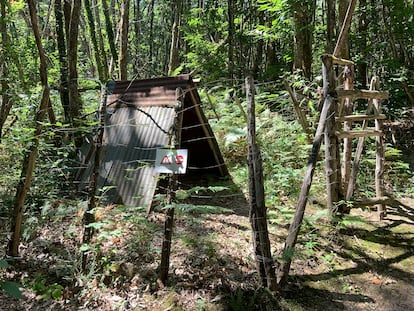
[283,79,313,144]
[157,88,184,286]
[277,91,334,287]
[373,91,386,219]
[341,64,354,202]
[246,76,277,291]
[322,55,340,214]
[346,77,378,199]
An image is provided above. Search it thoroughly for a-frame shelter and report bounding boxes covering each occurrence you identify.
[77,74,228,209]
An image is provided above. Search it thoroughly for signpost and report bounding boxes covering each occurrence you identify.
[155,148,188,174]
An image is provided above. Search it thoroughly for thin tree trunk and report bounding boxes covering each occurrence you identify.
[66,0,82,147]
[0,0,11,142]
[357,0,368,89]
[54,0,70,123]
[148,0,155,68]
[82,84,107,270]
[93,0,109,80]
[85,0,107,81]
[102,0,117,76]
[7,0,51,257]
[168,0,182,76]
[119,0,130,80]
[228,0,235,81]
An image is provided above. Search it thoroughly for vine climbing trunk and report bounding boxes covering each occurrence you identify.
[7,0,51,257]
[246,76,277,291]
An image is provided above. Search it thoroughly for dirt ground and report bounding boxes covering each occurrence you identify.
[0,192,413,310]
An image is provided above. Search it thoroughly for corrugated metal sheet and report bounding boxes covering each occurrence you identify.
[78,75,227,208]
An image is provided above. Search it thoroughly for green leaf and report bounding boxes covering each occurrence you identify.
[0,281,23,299]
[0,259,11,269]
[79,243,90,252]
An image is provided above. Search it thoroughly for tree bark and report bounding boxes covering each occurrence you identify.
[66,0,82,147]
[119,0,130,80]
[54,0,70,123]
[167,0,182,76]
[102,0,118,77]
[326,0,336,53]
[0,0,11,142]
[7,0,51,257]
[292,0,315,79]
[228,0,235,81]
[85,0,107,81]
[334,0,357,59]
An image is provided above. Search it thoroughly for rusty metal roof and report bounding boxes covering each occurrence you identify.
[78,75,227,208]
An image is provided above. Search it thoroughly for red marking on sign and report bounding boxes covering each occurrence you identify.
[175,155,184,164]
[160,155,172,165]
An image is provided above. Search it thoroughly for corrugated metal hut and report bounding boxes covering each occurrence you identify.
[77,74,228,208]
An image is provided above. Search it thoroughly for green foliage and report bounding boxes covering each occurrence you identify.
[30,275,63,300]
[0,259,22,299]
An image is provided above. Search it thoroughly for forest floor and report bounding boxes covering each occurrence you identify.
[0,120,413,310]
[0,192,413,311]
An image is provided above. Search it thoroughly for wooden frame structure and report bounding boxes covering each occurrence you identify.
[323,54,389,219]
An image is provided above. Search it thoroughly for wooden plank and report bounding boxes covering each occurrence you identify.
[336,114,386,122]
[337,89,389,100]
[336,130,383,139]
[327,54,354,66]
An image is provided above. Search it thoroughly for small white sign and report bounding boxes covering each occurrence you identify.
[155,149,188,174]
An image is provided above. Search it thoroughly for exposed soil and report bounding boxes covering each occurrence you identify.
[0,191,413,310]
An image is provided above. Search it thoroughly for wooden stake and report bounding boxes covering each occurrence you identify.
[278,93,334,287]
[157,88,184,286]
[246,76,277,291]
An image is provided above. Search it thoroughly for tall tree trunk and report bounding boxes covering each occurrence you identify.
[292,0,315,79]
[326,0,336,53]
[85,0,107,81]
[0,0,11,142]
[54,0,70,123]
[7,0,51,257]
[356,0,368,89]
[119,0,130,80]
[102,0,117,77]
[336,0,351,59]
[228,0,235,81]
[168,0,182,76]
[148,0,155,70]
[93,0,109,80]
[251,10,264,79]
[66,0,82,147]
